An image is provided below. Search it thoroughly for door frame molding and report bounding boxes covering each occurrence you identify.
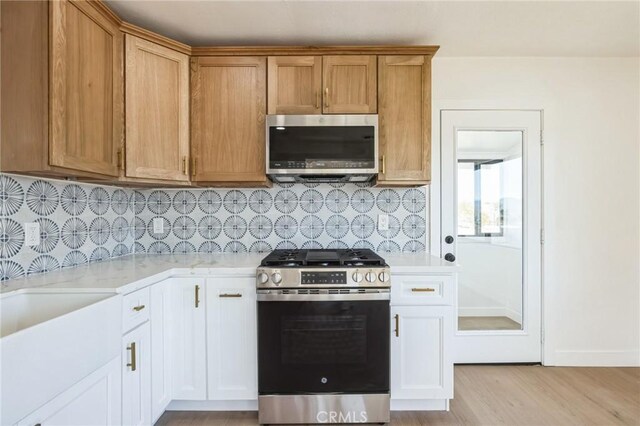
[431,102,546,364]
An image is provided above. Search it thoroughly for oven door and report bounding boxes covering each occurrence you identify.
[257,294,389,395]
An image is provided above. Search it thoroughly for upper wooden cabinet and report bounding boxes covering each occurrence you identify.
[125,35,190,182]
[1,0,123,178]
[267,56,322,115]
[191,56,268,185]
[267,55,377,115]
[49,0,123,177]
[322,55,377,114]
[377,55,432,185]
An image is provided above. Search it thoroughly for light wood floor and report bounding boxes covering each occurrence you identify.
[157,365,640,426]
[458,316,521,331]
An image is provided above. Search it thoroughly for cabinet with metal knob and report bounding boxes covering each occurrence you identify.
[171,278,207,400]
[122,322,151,426]
[389,270,456,408]
[206,276,258,400]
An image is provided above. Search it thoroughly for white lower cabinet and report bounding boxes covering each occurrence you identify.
[206,276,258,400]
[171,278,207,400]
[150,280,172,422]
[13,268,456,426]
[122,322,152,426]
[17,357,122,426]
[390,305,454,401]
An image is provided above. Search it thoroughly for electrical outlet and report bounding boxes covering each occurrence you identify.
[24,222,40,246]
[377,214,389,231]
[153,218,164,234]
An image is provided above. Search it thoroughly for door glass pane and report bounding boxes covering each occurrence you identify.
[456,130,523,331]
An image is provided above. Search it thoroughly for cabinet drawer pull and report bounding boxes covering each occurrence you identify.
[324,87,329,108]
[195,285,201,308]
[127,342,136,371]
[394,314,399,337]
[412,287,436,292]
[315,90,320,109]
[182,156,187,175]
[219,293,242,298]
[191,158,198,177]
[117,149,123,170]
[132,304,145,312]
[380,155,386,175]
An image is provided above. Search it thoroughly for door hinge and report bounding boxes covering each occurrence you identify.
[540,228,545,245]
[540,130,544,146]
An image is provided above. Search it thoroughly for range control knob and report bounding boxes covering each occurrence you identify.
[271,272,282,285]
[365,272,376,283]
[257,272,269,285]
[378,271,389,282]
[352,272,364,283]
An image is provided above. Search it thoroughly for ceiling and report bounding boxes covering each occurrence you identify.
[105,1,640,56]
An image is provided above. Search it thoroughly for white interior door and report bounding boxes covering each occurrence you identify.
[441,110,542,363]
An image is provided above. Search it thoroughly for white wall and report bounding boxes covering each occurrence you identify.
[432,57,640,366]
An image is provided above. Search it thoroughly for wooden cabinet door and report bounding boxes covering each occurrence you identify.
[206,277,258,401]
[378,56,431,185]
[267,56,321,114]
[323,55,377,113]
[390,306,453,400]
[49,0,123,177]
[125,35,189,181]
[191,56,267,184]
[122,322,152,426]
[171,278,207,400]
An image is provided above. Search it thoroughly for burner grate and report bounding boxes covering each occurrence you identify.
[260,248,386,267]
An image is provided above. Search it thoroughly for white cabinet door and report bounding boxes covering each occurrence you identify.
[206,276,258,400]
[122,322,152,426]
[391,306,453,400]
[17,357,121,426]
[150,280,172,422]
[171,278,207,400]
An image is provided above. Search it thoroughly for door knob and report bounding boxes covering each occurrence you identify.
[445,235,454,244]
[444,253,456,262]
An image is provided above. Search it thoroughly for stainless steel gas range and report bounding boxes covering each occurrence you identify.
[256,249,391,425]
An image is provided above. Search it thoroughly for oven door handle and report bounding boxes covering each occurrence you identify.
[257,291,390,302]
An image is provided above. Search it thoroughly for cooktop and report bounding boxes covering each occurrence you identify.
[260,249,387,268]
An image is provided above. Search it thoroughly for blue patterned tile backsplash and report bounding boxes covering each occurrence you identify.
[1,173,428,282]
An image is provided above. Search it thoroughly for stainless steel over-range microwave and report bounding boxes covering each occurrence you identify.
[266,115,378,184]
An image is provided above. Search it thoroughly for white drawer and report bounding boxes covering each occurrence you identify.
[122,287,150,333]
[391,274,454,306]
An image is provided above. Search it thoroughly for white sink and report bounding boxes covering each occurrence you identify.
[0,291,116,338]
[1,290,122,425]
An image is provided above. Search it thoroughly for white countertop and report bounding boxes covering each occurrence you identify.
[1,252,456,295]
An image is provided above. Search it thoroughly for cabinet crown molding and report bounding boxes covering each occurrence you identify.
[191,45,440,57]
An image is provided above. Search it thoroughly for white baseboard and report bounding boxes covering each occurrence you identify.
[459,307,522,324]
[167,400,258,411]
[550,350,640,367]
[391,399,449,411]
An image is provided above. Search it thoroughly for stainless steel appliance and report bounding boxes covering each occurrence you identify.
[256,249,390,425]
[266,115,378,184]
